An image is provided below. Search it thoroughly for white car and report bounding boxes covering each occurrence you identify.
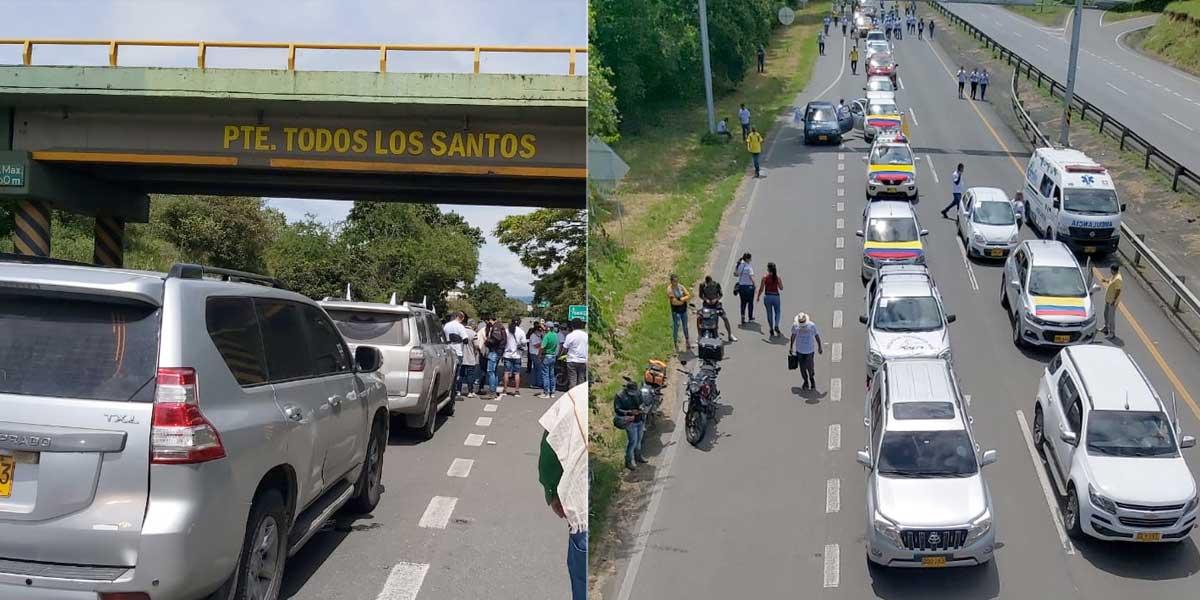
[1001,240,1099,348]
[957,187,1020,260]
[861,265,955,377]
[864,76,896,94]
[858,201,928,282]
[1033,345,1198,542]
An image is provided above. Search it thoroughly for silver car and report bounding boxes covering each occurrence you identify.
[321,298,458,440]
[858,359,998,568]
[957,187,1019,260]
[861,266,955,378]
[0,259,389,600]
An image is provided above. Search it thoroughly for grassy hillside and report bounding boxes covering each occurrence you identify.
[1138,1,1200,75]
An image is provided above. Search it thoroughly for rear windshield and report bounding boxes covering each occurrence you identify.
[0,293,160,402]
[327,309,411,346]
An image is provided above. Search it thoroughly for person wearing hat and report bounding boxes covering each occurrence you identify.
[788,312,824,391]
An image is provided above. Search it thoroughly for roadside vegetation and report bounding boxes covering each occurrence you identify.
[1006,0,1072,27]
[1137,1,1200,75]
[586,0,829,582]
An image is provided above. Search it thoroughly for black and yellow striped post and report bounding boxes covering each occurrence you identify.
[93,216,126,267]
[11,200,51,257]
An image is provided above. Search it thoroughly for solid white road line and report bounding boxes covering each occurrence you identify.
[926,154,939,183]
[1162,113,1195,132]
[823,544,840,588]
[483,404,498,412]
[826,478,841,513]
[833,309,843,328]
[831,343,842,363]
[831,377,842,402]
[836,201,844,212]
[828,424,841,450]
[835,218,844,229]
[1106,82,1127,95]
[464,433,485,447]
[1015,409,1076,555]
[418,496,458,529]
[375,562,430,600]
[835,257,844,271]
[955,236,980,291]
[908,107,919,126]
[834,282,844,299]
[475,417,493,427]
[447,458,474,478]
[1037,44,1049,52]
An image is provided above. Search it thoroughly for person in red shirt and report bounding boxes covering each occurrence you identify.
[756,262,784,337]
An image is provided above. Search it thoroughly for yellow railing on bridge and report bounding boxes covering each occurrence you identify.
[0,39,587,75]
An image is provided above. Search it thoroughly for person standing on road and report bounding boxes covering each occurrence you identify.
[979,68,990,101]
[757,45,766,73]
[539,323,560,398]
[918,18,925,39]
[824,14,831,34]
[818,30,826,56]
[537,383,588,600]
[528,321,544,391]
[442,311,469,398]
[969,68,980,100]
[850,45,860,75]
[941,163,966,218]
[699,275,738,342]
[788,313,824,391]
[562,319,588,388]
[476,317,491,395]
[501,317,527,396]
[756,262,784,338]
[1012,190,1026,228]
[484,315,508,397]
[956,66,966,99]
[842,19,848,37]
[738,104,752,141]
[1100,264,1124,337]
[668,273,692,352]
[734,252,756,325]
[747,126,764,178]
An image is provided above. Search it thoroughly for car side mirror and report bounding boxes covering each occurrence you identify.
[856,450,872,467]
[981,449,998,467]
[946,314,957,323]
[1060,430,1079,446]
[1181,435,1196,449]
[1052,199,1061,210]
[855,230,865,237]
[1121,203,1127,212]
[920,229,930,237]
[354,346,383,372]
[859,315,869,324]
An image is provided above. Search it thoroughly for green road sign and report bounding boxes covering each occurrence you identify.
[568,304,587,322]
[538,301,551,309]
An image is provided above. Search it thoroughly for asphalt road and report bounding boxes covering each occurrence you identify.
[281,386,569,600]
[604,16,1200,600]
[943,4,1200,173]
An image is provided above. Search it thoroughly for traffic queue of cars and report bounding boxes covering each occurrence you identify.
[829,17,1197,569]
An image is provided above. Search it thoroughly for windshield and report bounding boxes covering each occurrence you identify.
[869,54,893,66]
[1064,188,1120,215]
[1028,266,1087,297]
[873,296,943,332]
[871,145,912,165]
[1087,410,1178,458]
[808,108,837,123]
[867,217,918,242]
[869,103,899,115]
[973,202,1016,226]
[327,309,412,345]
[866,78,894,92]
[878,430,979,477]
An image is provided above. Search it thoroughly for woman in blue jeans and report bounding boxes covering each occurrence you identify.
[756,262,784,337]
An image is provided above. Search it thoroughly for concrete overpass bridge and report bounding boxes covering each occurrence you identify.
[0,39,586,265]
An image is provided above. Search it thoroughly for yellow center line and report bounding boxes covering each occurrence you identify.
[921,34,1200,422]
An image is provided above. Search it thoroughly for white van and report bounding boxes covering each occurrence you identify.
[1022,148,1125,256]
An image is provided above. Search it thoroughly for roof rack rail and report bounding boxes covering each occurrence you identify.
[0,252,103,268]
[167,263,288,290]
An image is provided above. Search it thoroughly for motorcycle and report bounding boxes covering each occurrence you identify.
[680,359,721,446]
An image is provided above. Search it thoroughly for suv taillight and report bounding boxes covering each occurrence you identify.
[409,348,426,372]
[151,367,226,464]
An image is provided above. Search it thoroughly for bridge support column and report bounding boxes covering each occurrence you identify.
[93,216,126,267]
[11,200,51,257]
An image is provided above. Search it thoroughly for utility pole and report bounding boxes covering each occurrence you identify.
[1059,0,1083,146]
[698,0,716,134]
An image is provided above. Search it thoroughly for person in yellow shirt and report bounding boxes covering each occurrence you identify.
[850,46,859,75]
[1100,264,1123,337]
[746,127,764,178]
[668,273,692,351]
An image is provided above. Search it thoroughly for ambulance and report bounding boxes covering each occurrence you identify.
[1022,148,1125,256]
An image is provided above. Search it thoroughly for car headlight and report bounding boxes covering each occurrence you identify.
[972,233,986,245]
[873,511,903,546]
[1024,312,1053,327]
[868,174,879,183]
[1184,495,1198,515]
[868,350,884,367]
[914,254,926,265]
[964,510,993,545]
[937,348,952,361]
[1079,316,1095,328]
[864,254,875,266]
[1089,484,1117,514]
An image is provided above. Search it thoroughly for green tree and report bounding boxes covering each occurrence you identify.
[447,296,479,320]
[468,281,511,319]
[589,5,621,142]
[494,208,585,321]
[265,217,347,300]
[153,195,284,273]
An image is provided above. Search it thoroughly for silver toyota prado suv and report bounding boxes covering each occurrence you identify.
[0,257,389,600]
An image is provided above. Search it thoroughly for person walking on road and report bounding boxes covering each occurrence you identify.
[539,323,560,398]
[738,104,752,141]
[842,19,848,36]
[969,68,980,100]
[459,318,480,397]
[979,68,990,101]
[1100,264,1124,337]
[501,317,527,396]
[918,18,924,39]
[818,31,826,56]
[757,262,784,337]
[562,319,588,388]
[668,273,692,352]
[956,67,966,99]
[756,45,766,73]
[850,45,859,75]
[788,313,824,391]
[537,383,588,599]
[824,14,831,34]
[928,19,934,39]
[699,275,738,342]
[941,163,966,218]
[734,252,756,325]
[747,126,764,177]
[1012,190,1026,229]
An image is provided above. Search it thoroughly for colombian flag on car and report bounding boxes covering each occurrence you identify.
[869,163,914,184]
[867,116,903,131]
[1032,296,1088,318]
[864,240,923,260]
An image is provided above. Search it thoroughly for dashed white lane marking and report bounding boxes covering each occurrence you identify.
[837,188,845,197]
[828,424,842,450]
[835,257,844,271]
[908,107,919,126]
[1016,409,1076,555]
[926,154,939,183]
[831,377,842,402]
[955,236,980,291]
[823,543,840,588]
[1013,31,1022,38]
[831,343,842,363]
[965,394,972,408]
[838,152,845,161]
[833,309,843,328]
[837,162,845,171]
[837,174,845,183]
[1037,44,1049,52]
[376,562,430,600]
[826,478,841,513]
[464,433,486,446]
[1162,113,1195,132]
[834,282,844,299]
[836,201,844,212]
[835,218,844,229]
[475,416,493,427]
[836,236,844,249]
[483,404,498,412]
[1106,82,1127,95]
[447,458,474,478]
[418,496,458,529]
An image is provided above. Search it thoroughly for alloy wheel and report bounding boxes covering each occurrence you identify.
[246,516,282,600]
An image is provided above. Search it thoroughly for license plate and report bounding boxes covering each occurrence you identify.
[989,249,1004,257]
[1083,246,1097,253]
[0,454,13,498]
[921,556,948,567]
[1054,334,1071,343]
[819,135,828,140]
[887,187,897,193]
[1135,532,1162,542]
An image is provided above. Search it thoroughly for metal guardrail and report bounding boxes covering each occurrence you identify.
[0,39,587,75]
[937,2,1200,324]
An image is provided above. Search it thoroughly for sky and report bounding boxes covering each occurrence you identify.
[0,0,586,297]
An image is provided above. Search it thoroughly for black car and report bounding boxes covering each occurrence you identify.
[801,101,851,145]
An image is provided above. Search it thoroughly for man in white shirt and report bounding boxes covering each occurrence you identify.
[442,312,469,398]
[561,319,589,388]
[501,317,528,395]
[733,252,756,325]
[940,163,966,218]
[738,104,752,140]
